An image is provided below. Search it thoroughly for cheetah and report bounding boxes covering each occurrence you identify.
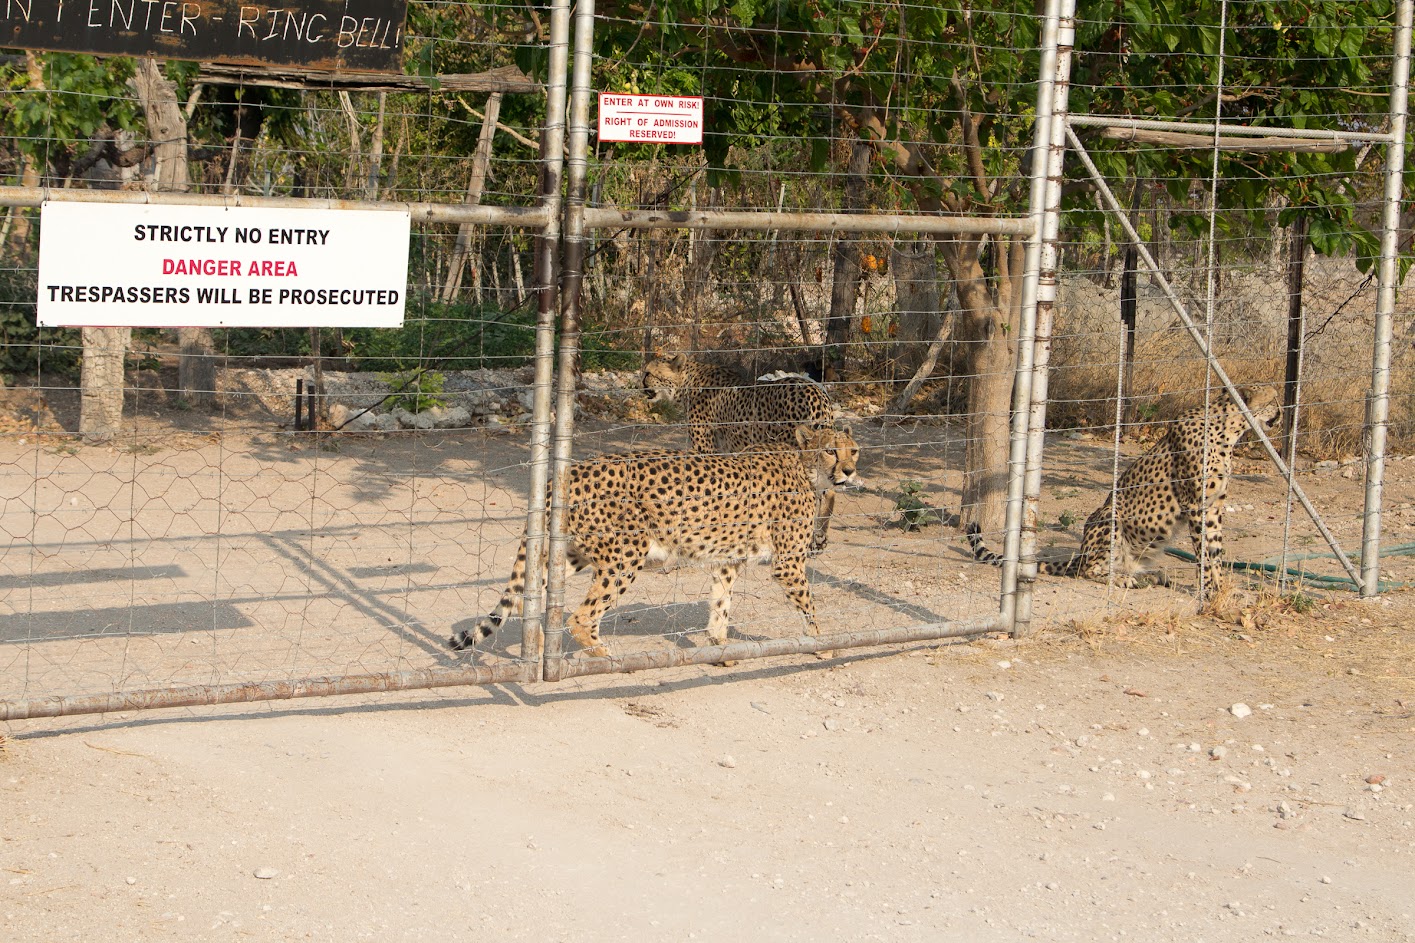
[966,386,1281,594]
[641,352,850,552]
[449,424,861,657]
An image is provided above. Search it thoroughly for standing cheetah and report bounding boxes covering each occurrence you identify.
[967,386,1281,594]
[450,424,861,657]
[641,352,851,552]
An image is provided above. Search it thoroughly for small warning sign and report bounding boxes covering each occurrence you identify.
[598,93,703,145]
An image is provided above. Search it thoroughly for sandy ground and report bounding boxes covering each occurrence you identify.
[3,602,1413,942]
[3,382,1415,941]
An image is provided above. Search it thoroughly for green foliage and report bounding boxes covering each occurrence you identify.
[0,267,80,377]
[379,369,448,413]
[1,53,139,168]
[1058,510,1078,531]
[895,480,945,532]
[1283,591,1319,614]
[347,301,536,373]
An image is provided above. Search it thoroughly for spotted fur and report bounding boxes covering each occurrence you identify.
[450,425,861,657]
[642,352,850,552]
[966,387,1281,594]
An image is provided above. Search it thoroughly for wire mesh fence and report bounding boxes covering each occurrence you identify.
[1,0,1410,722]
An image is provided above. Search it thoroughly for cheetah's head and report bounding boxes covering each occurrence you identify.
[1238,386,1282,430]
[642,352,690,403]
[795,423,861,489]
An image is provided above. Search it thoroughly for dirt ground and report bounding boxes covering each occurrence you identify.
[2,602,1413,942]
[3,378,1415,941]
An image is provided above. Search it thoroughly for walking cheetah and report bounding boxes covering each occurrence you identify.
[449,424,861,657]
[966,386,1281,594]
[642,352,851,552]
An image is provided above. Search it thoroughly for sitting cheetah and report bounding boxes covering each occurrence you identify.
[642,352,850,552]
[966,386,1281,594]
[450,424,861,657]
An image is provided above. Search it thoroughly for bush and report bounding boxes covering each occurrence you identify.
[0,267,81,377]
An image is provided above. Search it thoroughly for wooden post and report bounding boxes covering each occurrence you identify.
[1119,179,1141,427]
[439,92,503,303]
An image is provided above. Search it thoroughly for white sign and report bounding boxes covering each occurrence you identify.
[37,202,411,328]
[598,93,704,144]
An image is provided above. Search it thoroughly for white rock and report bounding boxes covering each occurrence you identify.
[253,868,279,880]
[1211,745,1229,759]
[717,755,736,769]
[1230,703,1253,719]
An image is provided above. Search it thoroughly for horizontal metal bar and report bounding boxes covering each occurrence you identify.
[552,614,1006,680]
[0,661,539,721]
[581,207,1035,236]
[1070,113,1397,144]
[0,186,551,228]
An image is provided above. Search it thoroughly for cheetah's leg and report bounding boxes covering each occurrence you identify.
[810,489,835,555]
[771,553,818,636]
[565,541,648,657]
[1185,503,1226,598]
[706,564,738,646]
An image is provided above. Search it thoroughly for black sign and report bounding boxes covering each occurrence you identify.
[1,0,406,72]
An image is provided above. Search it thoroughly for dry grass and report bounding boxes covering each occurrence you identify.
[1033,580,1415,700]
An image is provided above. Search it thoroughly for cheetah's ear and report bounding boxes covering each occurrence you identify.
[670,351,688,367]
[795,424,813,449]
[838,423,852,438]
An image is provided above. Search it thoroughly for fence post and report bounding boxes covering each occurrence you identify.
[542,0,597,682]
[1007,0,1076,638]
[518,0,573,673]
[1361,0,1413,598]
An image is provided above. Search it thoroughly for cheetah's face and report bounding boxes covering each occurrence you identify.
[642,354,688,403]
[1241,387,1281,429]
[797,424,862,489]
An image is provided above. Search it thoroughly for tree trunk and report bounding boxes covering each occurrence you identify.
[79,327,130,443]
[133,59,218,409]
[822,141,872,380]
[889,237,941,377]
[945,234,1025,534]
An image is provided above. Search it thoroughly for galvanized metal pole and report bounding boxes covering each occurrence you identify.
[999,0,1065,632]
[516,0,573,667]
[541,0,597,682]
[1361,0,1413,598]
[1011,0,1076,638]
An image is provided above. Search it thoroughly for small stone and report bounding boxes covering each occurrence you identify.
[1188,742,1202,753]
[1045,881,1059,890]
[1230,703,1253,719]
[996,660,1011,669]
[253,868,279,880]
[125,877,136,886]
[985,692,1004,702]
[1344,810,1366,822]
[1370,783,1384,793]
[750,702,770,714]
[1138,728,1149,737]
[1320,876,1333,884]
[823,718,839,732]
[1102,792,1115,802]
[717,755,737,769]
[1366,774,1386,785]
[1075,735,1090,747]
[1210,746,1228,760]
